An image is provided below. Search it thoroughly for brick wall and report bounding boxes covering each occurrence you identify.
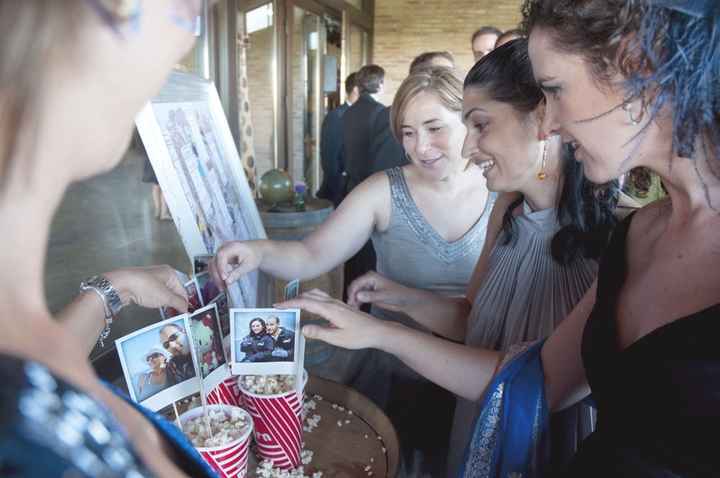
[373,0,523,105]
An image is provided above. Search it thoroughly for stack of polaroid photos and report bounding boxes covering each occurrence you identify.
[115,259,304,428]
[115,269,230,425]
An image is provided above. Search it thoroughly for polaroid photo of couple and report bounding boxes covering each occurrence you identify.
[116,302,230,411]
[230,308,305,383]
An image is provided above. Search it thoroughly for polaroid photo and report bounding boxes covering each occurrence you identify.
[196,271,221,306]
[230,308,302,376]
[161,277,201,319]
[157,403,180,428]
[193,254,214,275]
[187,303,231,393]
[116,316,200,411]
[174,391,203,418]
[283,279,300,301]
[209,293,230,338]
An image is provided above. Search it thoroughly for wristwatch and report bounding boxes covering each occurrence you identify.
[79,275,123,348]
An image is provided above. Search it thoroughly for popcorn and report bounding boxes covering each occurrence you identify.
[256,450,322,478]
[301,449,314,465]
[182,407,251,448]
[239,374,296,395]
[303,413,322,433]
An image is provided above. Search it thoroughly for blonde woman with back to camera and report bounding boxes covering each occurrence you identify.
[0,0,222,476]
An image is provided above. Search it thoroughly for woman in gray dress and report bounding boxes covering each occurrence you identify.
[342,39,619,476]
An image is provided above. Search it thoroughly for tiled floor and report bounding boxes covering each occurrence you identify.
[45,145,189,379]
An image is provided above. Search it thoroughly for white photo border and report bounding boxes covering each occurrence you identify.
[230,308,302,376]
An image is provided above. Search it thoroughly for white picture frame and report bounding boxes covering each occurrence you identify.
[135,70,269,309]
[230,308,303,377]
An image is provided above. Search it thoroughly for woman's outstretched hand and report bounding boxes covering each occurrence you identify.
[210,241,263,289]
[276,289,387,350]
[347,271,423,312]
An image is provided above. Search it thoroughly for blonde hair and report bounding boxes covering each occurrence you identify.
[390,67,463,142]
[0,1,92,187]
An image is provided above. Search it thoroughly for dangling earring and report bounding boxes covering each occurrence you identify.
[537,140,548,180]
[622,101,642,125]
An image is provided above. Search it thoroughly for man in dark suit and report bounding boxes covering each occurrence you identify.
[317,72,358,207]
[340,64,390,307]
[342,64,388,192]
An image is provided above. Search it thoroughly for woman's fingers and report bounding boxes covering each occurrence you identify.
[208,258,226,291]
[347,272,379,307]
[215,242,253,283]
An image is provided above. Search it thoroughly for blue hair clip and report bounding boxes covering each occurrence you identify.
[651,0,718,18]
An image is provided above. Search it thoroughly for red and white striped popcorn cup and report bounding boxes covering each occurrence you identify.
[207,376,243,408]
[240,372,308,470]
[179,404,253,478]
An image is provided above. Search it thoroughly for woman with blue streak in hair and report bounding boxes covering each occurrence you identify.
[279,1,720,476]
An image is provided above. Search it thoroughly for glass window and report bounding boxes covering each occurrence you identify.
[246,4,273,35]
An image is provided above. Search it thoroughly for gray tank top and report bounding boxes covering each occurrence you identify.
[371,167,494,298]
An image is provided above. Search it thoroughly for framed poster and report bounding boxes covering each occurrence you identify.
[136,70,269,308]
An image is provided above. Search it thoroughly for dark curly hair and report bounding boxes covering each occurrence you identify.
[521,0,720,176]
[465,39,618,264]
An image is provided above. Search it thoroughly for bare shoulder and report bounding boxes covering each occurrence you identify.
[345,171,391,204]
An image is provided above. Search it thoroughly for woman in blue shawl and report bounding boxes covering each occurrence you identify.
[281,1,720,476]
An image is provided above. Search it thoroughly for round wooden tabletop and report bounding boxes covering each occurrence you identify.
[247,375,400,477]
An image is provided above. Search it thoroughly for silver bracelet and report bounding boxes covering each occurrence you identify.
[79,275,123,348]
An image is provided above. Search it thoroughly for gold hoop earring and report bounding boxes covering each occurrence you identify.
[537,140,548,180]
[622,101,642,125]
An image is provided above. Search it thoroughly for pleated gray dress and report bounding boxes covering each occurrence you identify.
[446,204,599,477]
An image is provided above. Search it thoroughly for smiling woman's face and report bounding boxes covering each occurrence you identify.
[461,86,542,192]
[528,27,649,183]
[400,91,467,181]
[251,320,264,334]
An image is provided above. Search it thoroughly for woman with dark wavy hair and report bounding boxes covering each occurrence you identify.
[345,38,617,476]
[281,1,720,476]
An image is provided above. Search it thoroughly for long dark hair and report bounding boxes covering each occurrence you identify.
[249,318,267,337]
[464,39,618,263]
